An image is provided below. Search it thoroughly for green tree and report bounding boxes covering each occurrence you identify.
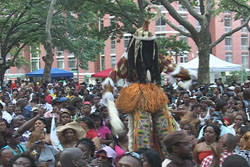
[157,35,191,63]
[150,0,249,84]
[69,0,249,85]
[0,0,106,86]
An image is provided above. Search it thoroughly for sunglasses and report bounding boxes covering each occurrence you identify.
[124,152,142,162]
[95,153,108,160]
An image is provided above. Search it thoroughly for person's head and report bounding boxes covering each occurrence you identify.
[0,148,14,167]
[243,89,250,101]
[100,106,109,118]
[6,103,15,114]
[5,129,21,146]
[239,131,250,150]
[14,107,22,116]
[221,93,230,101]
[57,122,85,144]
[63,128,77,142]
[218,133,237,151]
[182,92,190,105]
[10,154,37,167]
[82,102,91,116]
[203,124,221,142]
[233,113,245,127]
[215,99,227,113]
[0,118,8,132]
[92,95,100,105]
[118,152,142,167]
[222,154,249,167]
[95,146,117,167]
[78,116,95,131]
[60,111,72,125]
[181,124,193,136]
[27,129,45,149]
[90,112,103,128]
[34,117,49,133]
[191,104,202,115]
[237,125,250,142]
[11,115,25,128]
[60,148,87,167]
[137,148,162,167]
[76,138,95,160]
[164,130,192,160]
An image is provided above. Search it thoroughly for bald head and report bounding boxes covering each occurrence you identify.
[220,133,237,151]
[60,148,87,167]
[118,155,142,167]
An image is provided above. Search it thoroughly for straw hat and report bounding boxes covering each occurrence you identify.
[57,122,86,140]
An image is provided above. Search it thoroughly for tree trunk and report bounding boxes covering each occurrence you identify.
[196,28,211,85]
[0,66,4,90]
[197,48,210,85]
[42,0,57,83]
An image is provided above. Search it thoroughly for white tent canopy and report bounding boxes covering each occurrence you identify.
[179,54,242,72]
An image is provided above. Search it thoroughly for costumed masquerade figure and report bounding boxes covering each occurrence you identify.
[107,5,195,157]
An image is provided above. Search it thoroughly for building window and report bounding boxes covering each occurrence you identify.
[241,19,248,32]
[156,33,166,38]
[241,35,248,51]
[124,35,131,50]
[68,57,76,70]
[30,46,40,71]
[225,53,233,63]
[180,55,188,63]
[111,56,116,67]
[30,46,40,58]
[242,53,249,68]
[31,59,40,71]
[57,57,65,69]
[156,14,166,32]
[101,56,105,70]
[224,15,232,32]
[180,14,187,20]
[100,19,104,31]
[111,39,116,54]
[110,16,116,26]
[225,36,232,51]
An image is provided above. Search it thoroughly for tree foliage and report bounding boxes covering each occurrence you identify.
[157,36,191,56]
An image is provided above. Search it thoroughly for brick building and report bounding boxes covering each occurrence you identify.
[5,3,249,83]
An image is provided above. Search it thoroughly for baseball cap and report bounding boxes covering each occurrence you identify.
[164,130,192,147]
[96,146,117,160]
[59,97,69,102]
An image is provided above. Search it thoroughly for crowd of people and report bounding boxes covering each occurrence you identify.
[0,77,249,167]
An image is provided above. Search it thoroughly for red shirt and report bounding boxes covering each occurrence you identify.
[86,129,98,139]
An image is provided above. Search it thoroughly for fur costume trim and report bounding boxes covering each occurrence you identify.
[107,100,125,135]
[102,77,114,89]
[116,83,168,113]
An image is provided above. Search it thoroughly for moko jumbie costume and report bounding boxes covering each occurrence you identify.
[108,5,195,157]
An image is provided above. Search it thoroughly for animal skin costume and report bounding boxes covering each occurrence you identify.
[109,5,194,157]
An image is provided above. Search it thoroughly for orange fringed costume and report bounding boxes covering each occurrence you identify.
[109,5,194,158]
